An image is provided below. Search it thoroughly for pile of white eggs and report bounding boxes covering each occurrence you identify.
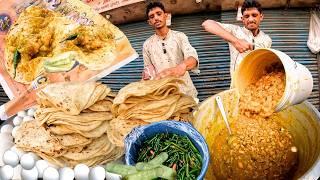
[0,109,122,180]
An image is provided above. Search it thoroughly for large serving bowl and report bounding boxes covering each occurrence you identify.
[124,120,209,180]
[193,89,320,179]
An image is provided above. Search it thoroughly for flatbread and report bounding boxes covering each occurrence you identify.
[5,6,117,84]
[107,118,149,147]
[15,120,64,157]
[112,78,196,123]
[86,99,113,112]
[37,82,110,115]
[118,95,180,122]
[58,146,124,167]
[56,134,92,147]
[49,120,109,138]
[113,77,184,105]
[62,134,112,160]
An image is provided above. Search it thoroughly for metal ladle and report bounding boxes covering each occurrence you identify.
[215,96,232,135]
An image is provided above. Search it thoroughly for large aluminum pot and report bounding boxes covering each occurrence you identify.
[193,90,320,180]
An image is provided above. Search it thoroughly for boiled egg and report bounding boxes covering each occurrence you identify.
[0,136,14,167]
[0,165,14,180]
[74,164,89,180]
[89,166,106,180]
[43,167,59,180]
[13,116,23,126]
[0,132,13,142]
[13,164,22,180]
[2,150,19,167]
[22,116,34,122]
[21,167,38,180]
[10,145,25,158]
[1,124,13,134]
[11,126,19,138]
[35,160,49,178]
[20,153,35,170]
[59,167,75,180]
[17,111,27,118]
[27,108,36,117]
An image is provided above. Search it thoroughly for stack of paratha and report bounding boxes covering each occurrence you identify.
[15,78,197,167]
[112,77,197,122]
[15,82,123,167]
[108,77,197,146]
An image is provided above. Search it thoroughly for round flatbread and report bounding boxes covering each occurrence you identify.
[5,6,117,84]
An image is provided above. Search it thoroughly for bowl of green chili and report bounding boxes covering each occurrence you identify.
[124,120,209,180]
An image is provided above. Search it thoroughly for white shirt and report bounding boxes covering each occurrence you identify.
[218,23,272,76]
[143,29,199,98]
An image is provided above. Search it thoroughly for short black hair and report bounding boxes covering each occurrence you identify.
[146,2,165,17]
[241,0,262,14]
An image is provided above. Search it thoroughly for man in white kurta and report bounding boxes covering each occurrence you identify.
[202,0,272,87]
[216,22,271,75]
[143,29,199,98]
[142,2,199,98]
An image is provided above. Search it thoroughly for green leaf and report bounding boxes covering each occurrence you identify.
[13,49,21,78]
[60,34,78,43]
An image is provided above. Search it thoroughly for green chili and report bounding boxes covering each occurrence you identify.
[13,49,21,78]
[105,162,137,176]
[136,152,168,171]
[137,133,202,180]
[148,152,168,165]
[123,165,176,180]
[60,34,78,43]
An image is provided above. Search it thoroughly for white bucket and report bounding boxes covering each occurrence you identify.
[234,48,313,112]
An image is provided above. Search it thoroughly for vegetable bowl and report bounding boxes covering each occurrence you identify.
[124,120,209,180]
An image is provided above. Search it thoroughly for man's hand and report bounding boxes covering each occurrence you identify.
[232,38,254,53]
[155,63,187,80]
[142,71,150,80]
[142,65,157,80]
[202,20,254,53]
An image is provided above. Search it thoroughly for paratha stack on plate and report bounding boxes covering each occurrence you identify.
[108,77,197,147]
[15,82,123,167]
[14,78,198,166]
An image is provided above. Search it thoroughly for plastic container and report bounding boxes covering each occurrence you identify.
[234,48,313,112]
[124,120,209,180]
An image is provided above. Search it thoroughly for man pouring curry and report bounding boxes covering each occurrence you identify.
[202,0,272,87]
